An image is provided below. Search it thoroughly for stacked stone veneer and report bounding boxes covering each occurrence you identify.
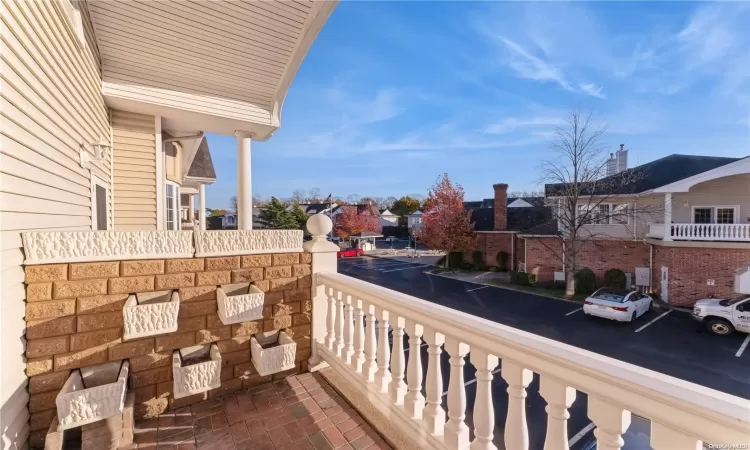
[23,251,313,447]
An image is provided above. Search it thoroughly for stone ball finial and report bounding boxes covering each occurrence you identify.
[307,214,332,237]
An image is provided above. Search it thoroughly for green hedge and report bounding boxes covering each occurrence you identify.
[472,251,484,268]
[604,269,627,289]
[574,268,596,294]
[496,251,509,271]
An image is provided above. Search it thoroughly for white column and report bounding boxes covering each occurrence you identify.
[445,337,470,449]
[188,194,196,225]
[388,317,407,405]
[374,308,391,393]
[502,360,533,450]
[352,300,365,373]
[470,350,499,450]
[539,376,576,450]
[343,295,355,364]
[236,132,252,230]
[663,192,672,241]
[423,327,446,436]
[335,291,345,357]
[198,184,206,230]
[404,320,425,420]
[363,302,377,382]
[588,396,631,450]
[325,288,337,350]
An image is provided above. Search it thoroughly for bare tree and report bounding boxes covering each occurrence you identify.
[508,190,544,198]
[539,110,657,297]
[230,196,238,213]
[346,194,361,205]
[290,190,305,204]
[308,188,321,203]
[383,196,398,209]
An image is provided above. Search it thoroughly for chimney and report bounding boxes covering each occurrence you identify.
[616,144,628,173]
[493,183,508,231]
[606,153,617,176]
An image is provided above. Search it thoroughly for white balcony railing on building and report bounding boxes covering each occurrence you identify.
[648,222,750,242]
[313,271,750,450]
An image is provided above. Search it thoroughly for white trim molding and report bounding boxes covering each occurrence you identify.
[22,231,194,264]
[194,230,303,257]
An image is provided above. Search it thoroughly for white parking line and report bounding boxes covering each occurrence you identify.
[635,310,672,333]
[382,265,430,273]
[377,263,418,271]
[466,286,489,292]
[442,368,502,397]
[565,307,583,316]
[736,334,750,357]
[568,422,595,447]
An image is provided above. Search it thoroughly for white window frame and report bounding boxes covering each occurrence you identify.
[56,0,86,48]
[691,205,739,224]
[165,181,181,230]
[577,202,631,225]
[91,174,109,230]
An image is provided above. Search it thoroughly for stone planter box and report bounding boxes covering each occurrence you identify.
[172,343,222,399]
[123,290,179,340]
[251,330,297,376]
[216,282,265,325]
[56,361,129,430]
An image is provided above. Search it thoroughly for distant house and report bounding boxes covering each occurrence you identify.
[221,213,237,229]
[407,210,424,232]
[379,209,399,226]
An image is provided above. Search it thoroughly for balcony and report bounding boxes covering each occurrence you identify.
[310,270,749,448]
[648,222,750,242]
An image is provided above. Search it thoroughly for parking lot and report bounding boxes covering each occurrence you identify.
[336,256,750,449]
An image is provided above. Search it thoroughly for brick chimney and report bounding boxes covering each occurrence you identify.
[493,183,508,231]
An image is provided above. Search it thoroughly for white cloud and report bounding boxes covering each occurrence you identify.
[578,83,606,99]
[484,115,565,134]
[497,37,573,91]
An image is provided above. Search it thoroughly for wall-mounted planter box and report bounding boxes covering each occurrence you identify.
[217,282,265,325]
[172,344,221,399]
[251,331,297,376]
[123,290,179,340]
[56,361,129,430]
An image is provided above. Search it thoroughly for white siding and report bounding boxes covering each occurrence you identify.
[0,1,109,447]
[670,174,750,223]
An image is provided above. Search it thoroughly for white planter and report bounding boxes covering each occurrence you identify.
[56,361,129,430]
[217,283,265,325]
[123,290,179,340]
[172,344,222,399]
[251,331,297,376]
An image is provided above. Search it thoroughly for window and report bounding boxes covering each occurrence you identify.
[595,204,610,224]
[58,0,85,47]
[692,206,738,224]
[166,182,180,230]
[612,204,630,225]
[91,175,108,230]
[577,203,629,225]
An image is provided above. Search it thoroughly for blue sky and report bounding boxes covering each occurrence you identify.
[205,1,750,209]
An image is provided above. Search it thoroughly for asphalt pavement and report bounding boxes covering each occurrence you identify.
[336,255,749,449]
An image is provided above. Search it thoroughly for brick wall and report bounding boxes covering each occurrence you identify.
[654,246,750,307]
[522,237,563,282]
[471,234,515,268]
[23,252,313,447]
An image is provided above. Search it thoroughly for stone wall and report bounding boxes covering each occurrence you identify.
[23,252,312,447]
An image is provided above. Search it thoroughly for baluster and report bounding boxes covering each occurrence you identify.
[363,302,377,382]
[539,376,576,450]
[343,295,355,364]
[335,291,345,357]
[389,317,407,405]
[587,396,631,450]
[445,337,470,449]
[374,307,391,393]
[351,299,366,373]
[650,422,701,450]
[325,287,336,350]
[470,350,499,450]
[502,360,532,450]
[404,320,425,420]
[422,327,446,436]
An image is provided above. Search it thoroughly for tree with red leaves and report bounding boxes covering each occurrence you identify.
[334,206,382,239]
[421,173,477,266]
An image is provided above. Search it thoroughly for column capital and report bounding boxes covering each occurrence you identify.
[234,130,254,139]
[303,214,339,253]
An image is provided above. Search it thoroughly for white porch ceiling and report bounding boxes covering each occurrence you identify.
[88,0,337,139]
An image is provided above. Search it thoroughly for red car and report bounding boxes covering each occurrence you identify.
[337,248,364,258]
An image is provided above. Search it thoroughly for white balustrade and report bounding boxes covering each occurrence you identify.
[313,271,750,450]
[662,223,750,242]
[375,307,391,393]
[352,299,365,373]
[404,320,425,420]
[470,350,499,450]
[343,295,355,364]
[445,338,470,449]
[389,316,407,405]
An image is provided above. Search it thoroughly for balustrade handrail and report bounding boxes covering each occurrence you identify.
[317,271,750,443]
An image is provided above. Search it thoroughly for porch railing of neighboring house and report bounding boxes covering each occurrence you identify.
[311,271,749,450]
[648,222,750,242]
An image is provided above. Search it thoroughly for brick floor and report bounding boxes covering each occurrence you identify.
[131,373,391,449]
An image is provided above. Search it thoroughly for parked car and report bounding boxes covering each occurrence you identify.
[337,248,364,258]
[384,236,398,243]
[692,294,750,335]
[583,288,653,322]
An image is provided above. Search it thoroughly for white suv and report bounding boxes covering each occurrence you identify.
[692,295,750,335]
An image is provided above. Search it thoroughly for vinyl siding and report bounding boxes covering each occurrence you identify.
[0,1,110,447]
[111,109,157,230]
[670,174,750,224]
